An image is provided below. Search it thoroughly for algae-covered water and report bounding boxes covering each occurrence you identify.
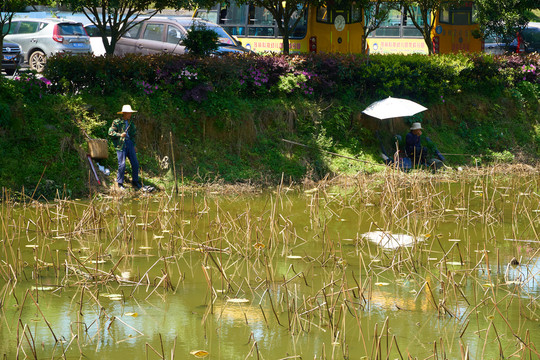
[1,169,540,359]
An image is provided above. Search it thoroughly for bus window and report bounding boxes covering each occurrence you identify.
[195,5,219,24]
[317,6,329,23]
[316,4,362,24]
[370,7,401,37]
[402,5,424,37]
[248,6,274,26]
[439,3,475,25]
[219,3,247,25]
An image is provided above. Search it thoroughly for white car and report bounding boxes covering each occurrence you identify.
[84,24,111,56]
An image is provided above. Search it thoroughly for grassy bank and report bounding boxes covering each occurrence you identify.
[0,52,539,198]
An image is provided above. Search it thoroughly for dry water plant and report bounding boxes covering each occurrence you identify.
[1,164,540,359]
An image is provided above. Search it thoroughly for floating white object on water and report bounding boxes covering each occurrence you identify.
[31,286,56,291]
[361,231,424,250]
[153,235,164,239]
[446,261,463,266]
[286,255,302,259]
[505,280,522,285]
[375,282,389,286]
[455,208,468,211]
[139,246,152,250]
[226,298,249,303]
[448,239,461,242]
[25,244,39,248]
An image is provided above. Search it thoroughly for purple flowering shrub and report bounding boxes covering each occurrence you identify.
[13,73,52,99]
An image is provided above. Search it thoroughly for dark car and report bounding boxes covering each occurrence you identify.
[2,42,22,75]
[114,17,251,56]
[520,22,540,53]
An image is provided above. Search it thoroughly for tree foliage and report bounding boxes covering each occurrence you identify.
[474,0,537,46]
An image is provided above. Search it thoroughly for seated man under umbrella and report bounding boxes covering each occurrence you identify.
[405,122,445,169]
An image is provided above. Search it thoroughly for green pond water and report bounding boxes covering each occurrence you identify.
[1,172,540,359]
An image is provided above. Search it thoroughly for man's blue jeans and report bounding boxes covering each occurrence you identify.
[116,139,139,185]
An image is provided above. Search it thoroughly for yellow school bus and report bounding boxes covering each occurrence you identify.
[195,1,482,55]
[194,2,365,53]
[366,1,482,54]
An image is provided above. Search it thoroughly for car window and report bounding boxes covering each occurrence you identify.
[166,26,184,44]
[85,25,112,37]
[18,21,40,34]
[58,23,86,36]
[2,21,18,34]
[124,22,143,38]
[143,23,164,41]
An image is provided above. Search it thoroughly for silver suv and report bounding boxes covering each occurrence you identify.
[4,18,91,72]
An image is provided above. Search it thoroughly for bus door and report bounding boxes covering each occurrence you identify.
[311,4,363,53]
[434,2,481,53]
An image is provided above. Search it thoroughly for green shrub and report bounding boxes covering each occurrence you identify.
[182,23,219,56]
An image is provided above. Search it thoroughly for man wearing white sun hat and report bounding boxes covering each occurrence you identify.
[108,104,142,190]
[405,122,445,169]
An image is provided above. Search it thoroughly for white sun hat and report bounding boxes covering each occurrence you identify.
[410,122,423,131]
[117,104,138,114]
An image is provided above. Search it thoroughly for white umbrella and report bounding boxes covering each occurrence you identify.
[362,96,427,120]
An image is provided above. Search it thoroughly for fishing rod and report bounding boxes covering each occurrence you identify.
[281,139,386,167]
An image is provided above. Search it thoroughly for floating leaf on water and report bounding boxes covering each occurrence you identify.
[474,250,490,253]
[424,234,431,238]
[31,286,56,291]
[120,271,131,280]
[52,236,66,239]
[190,350,209,358]
[505,280,522,285]
[226,298,249,304]
[215,289,226,293]
[338,218,346,222]
[410,290,418,294]
[472,190,483,193]
[136,223,147,226]
[182,220,191,225]
[455,208,468,211]
[139,246,153,250]
[444,209,454,212]
[446,261,464,266]
[448,239,461,242]
[253,242,265,250]
[125,312,138,317]
[482,283,494,287]
[428,258,438,261]
[153,235,164,239]
[286,255,302,259]
[375,282,389,286]
[25,244,39,248]
[162,230,171,233]
[304,188,318,194]
[126,215,136,218]
[486,315,495,320]
[89,260,106,264]
[365,203,375,207]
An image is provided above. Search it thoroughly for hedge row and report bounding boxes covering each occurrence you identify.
[44,52,540,105]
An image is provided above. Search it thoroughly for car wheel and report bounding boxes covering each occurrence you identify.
[29,50,46,72]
